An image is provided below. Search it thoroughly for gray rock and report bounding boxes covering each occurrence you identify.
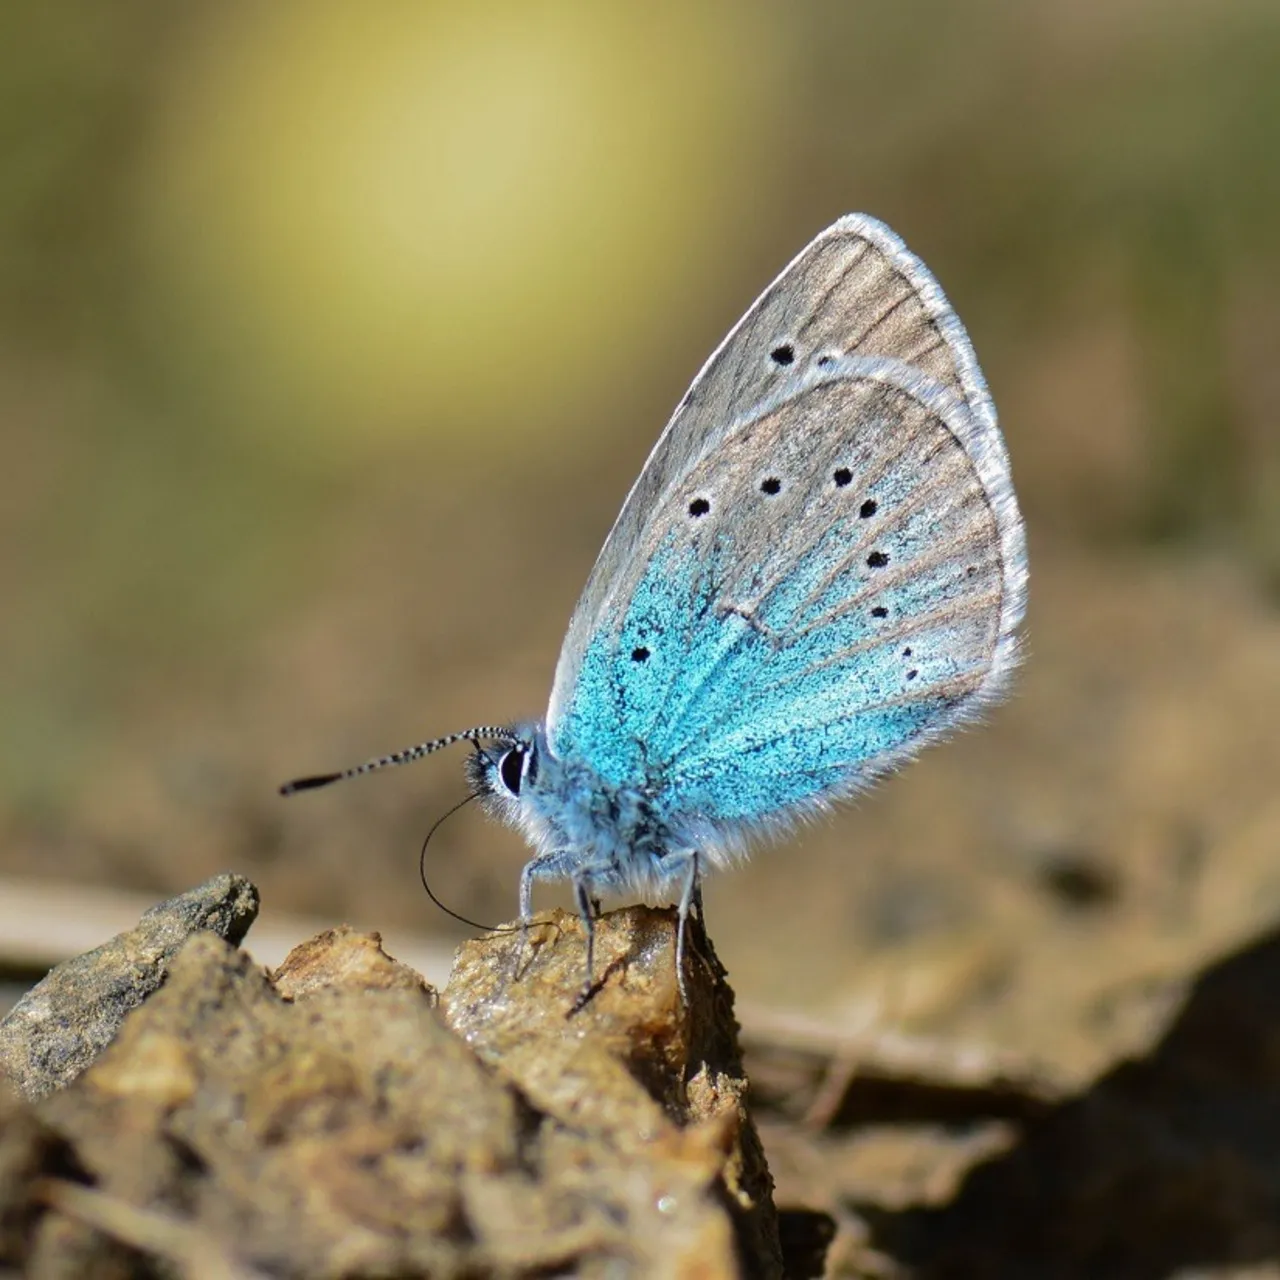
[0,874,259,1100]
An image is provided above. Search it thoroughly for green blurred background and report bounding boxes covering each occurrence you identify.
[2,0,1279,1070]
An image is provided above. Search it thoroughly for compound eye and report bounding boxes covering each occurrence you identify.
[498,748,524,796]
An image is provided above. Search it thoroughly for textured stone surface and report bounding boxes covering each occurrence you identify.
[12,870,1280,1276]
[1,888,789,1277]
[444,906,784,1278]
[0,873,259,1101]
[0,1084,86,1273]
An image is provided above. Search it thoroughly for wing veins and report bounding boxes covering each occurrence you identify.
[841,279,919,354]
[788,497,993,643]
[777,588,1002,687]
[778,437,970,629]
[646,393,989,754]
[668,668,987,778]
[731,390,935,617]
[791,240,873,348]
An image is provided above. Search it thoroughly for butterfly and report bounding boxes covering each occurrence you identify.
[282,214,1027,994]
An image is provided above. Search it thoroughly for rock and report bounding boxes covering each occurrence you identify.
[861,925,1280,1278]
[3,886,790,1277]
[270,923,435,1001]
[443,906,784,1278]
[0,874,259,1100]
[0,1084,87,1274]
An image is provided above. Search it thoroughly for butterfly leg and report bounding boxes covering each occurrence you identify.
[573,877,598,993]
[674,850,702,1005]
[515,849,575,981]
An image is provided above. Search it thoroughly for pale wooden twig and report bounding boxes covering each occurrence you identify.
[736,1000,1067,1103]
[0,876,454,986]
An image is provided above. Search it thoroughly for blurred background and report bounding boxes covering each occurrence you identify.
[2,0,1279,1090]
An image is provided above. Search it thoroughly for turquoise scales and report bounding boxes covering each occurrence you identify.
[281,214,1028,992]
[557,364,1008,825]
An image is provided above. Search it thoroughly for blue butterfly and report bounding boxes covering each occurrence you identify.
[283,214,1027,992]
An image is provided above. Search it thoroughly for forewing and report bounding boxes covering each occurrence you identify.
[551,356,1026,827]
[548,213,1011,731]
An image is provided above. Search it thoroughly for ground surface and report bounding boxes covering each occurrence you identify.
[5,537,1280,1276]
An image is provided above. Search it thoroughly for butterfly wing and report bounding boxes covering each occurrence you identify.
[548,214,1017,731]
[546,216,1026,835]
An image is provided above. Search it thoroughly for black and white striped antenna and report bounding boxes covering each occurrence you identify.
[279,724,517,795]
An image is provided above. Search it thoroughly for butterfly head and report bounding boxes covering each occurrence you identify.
[465,722,644,875]
[466,723,539,801]
[464,720,565,846]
